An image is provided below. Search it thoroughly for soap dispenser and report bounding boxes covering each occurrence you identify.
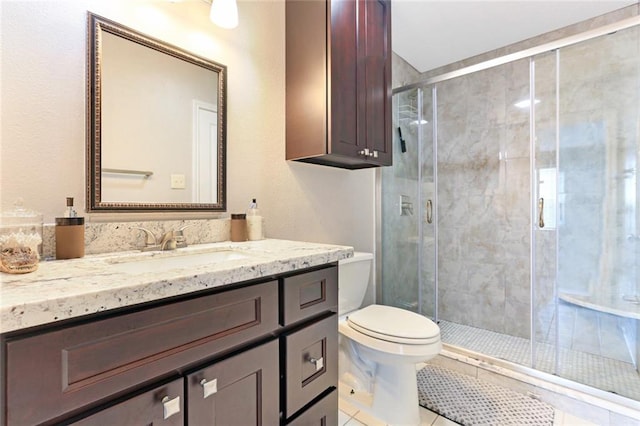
[55,197,85,259]
[246,198,264,241]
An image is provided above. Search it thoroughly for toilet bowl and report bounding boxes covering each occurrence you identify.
[338,253,441,425]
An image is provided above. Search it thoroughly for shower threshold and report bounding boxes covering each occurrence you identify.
[438,320,640,417]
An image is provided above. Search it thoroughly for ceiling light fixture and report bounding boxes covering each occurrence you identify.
[514,99,541,109]
[210,0,238,29]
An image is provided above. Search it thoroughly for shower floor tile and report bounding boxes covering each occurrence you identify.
[439,320,640,401]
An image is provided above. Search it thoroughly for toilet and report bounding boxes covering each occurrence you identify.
[338,252,441,425]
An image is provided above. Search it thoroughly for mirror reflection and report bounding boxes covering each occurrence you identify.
[88,13,227,212]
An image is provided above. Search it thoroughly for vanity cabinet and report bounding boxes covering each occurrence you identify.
[285,0,392,169]
[2,265,338,426]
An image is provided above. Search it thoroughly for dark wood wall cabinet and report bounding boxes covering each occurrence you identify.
[286,0,392,169]
[2,265,339,426]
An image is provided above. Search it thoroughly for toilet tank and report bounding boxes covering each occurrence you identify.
[338,252,373,315]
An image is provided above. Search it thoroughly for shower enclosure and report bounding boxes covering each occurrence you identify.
[381,19,640,403]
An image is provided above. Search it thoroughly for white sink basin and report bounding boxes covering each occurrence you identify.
[108,250,253,274]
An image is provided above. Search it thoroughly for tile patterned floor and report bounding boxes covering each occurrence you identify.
[438,320,640,401]
[338,396,598,426]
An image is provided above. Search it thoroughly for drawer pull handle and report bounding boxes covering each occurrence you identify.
[161,395,181,420]
[200,378,218,399]
[309,357,324,371]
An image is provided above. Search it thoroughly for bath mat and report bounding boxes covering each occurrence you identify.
[417,365,554,426]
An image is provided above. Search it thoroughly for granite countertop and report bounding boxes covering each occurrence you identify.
[1,239,353,334]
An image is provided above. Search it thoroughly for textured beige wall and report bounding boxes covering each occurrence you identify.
[0,0,375,252]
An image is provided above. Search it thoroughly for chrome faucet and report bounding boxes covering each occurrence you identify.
[132,225,191,251]
[173,225,192,248]
[158,231,177,251]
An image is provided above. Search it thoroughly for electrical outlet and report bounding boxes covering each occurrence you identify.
[170,174,186,189]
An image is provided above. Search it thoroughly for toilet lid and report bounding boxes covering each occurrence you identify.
[347,304,440,345]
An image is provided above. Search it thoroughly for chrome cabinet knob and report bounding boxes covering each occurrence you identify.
[309,357,324,371]
[161,395,181,420]
[200,378,218,399]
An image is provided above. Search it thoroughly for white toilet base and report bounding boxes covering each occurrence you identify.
[373,362,421,425]
[339,363,421,425]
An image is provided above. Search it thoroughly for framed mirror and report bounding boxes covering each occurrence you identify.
[87,13,226,212]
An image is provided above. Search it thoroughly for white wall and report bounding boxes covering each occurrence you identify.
[0,0,375,253]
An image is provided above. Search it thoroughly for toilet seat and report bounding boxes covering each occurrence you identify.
[347,304,440,345]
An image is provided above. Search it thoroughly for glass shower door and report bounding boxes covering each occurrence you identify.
[420,87,436,318]
[435,59,533,364]
[554,25,640,400]
[381,87,435,316]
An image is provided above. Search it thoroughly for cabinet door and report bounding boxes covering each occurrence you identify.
[360,0,392,165]
[329,0,361,158]
[71,378,184,426]
[330,0,391,165]
[187,339,279,425]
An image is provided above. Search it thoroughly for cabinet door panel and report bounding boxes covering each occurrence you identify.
[285,0,328,160]
[187,339,279,425]
[362,0,391,165]
[330,0,361,157]
[71,378,184,426]
[284,315,337,418]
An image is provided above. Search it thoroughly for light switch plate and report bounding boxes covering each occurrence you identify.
[171,174,186,189]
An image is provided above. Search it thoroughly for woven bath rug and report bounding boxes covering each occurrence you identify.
[417,365,554,426]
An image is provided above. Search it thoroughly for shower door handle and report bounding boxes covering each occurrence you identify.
[538,197,545,229]
[426,199,433,224]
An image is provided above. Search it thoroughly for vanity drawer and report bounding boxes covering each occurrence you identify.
[5,281,278,426]
[283,314,337,418]
[288,389,338,426]
[282,265,338,326]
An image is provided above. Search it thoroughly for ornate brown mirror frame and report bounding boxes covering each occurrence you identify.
[87,13,227,212]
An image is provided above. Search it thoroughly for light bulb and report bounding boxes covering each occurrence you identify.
[210,0,238,29]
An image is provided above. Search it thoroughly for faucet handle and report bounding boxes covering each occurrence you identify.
[174,224,193,248]
[131,227,158,247]
[159,231,176,250]
[178,224,193,232]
